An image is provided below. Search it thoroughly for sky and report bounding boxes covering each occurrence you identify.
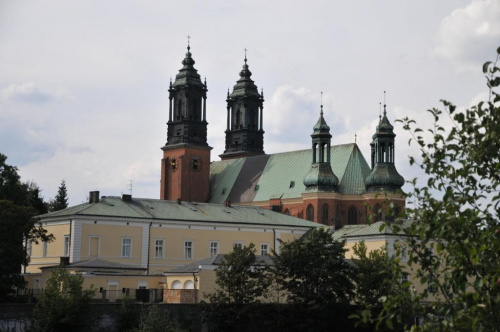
[0,0,499,206]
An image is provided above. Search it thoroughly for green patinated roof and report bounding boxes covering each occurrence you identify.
[208,143,372,204]
[40,196,319,228]
[330,220,413,241]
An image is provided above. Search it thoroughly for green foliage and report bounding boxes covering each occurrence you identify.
[33,269,95,332]
[137,305,186,332]
[375,47,500,331]
[50,180,68,212]
[0,153,52,302]
[350,241,407,329]
[115,295,140,332]
[207,243,272,304]
[273,227,354,305]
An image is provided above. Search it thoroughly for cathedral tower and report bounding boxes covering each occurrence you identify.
[219,55,265,160]
[365,104,404,192]
[160,44,212,202]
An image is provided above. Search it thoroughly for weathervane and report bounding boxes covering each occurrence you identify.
[244,48,247,62]
[187,35,191,45]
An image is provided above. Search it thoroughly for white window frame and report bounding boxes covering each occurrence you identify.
[64,235,70,257]
[209,241,219,257]
[260,243,269,256]
[184,241,193,260]
[154,239,164,259]
[233,241,243,249]
[43,241,48,257]
[122,238,132,258]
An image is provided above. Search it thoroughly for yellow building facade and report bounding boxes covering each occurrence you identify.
[24,193,319,302]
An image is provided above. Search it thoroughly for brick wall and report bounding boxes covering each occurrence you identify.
[163,289,198,303]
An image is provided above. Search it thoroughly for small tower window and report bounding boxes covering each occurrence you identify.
[322,204,329,225]
[306,204,314,222]
[348,206,357,225]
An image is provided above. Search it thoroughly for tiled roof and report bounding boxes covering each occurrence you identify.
[40,196,320,228]
[168,254,274,274]
[208,143,371,204]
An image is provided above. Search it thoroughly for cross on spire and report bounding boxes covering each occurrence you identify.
[383,90,387,116]
[355,133,357,143]
[187,35,191,45]
[244,48,247,62]
[320,92,324,115]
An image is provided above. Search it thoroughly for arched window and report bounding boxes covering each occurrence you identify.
[348,206,357,225]
[177,100,184,120]
[171,280,182,289]
[236,109,241,127]
[373,203,383,222]
[306,204,314,222]
[322,204,329,225]
[184,280,194,289]
[283,209,291,216]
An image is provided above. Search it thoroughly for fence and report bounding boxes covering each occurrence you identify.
[13,288,164,304]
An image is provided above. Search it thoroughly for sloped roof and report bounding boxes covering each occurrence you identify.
[40,196,319,228]
[41,258,145,271]
[167,254,274,274]
[330,220,413,240]
[208,143,371,204]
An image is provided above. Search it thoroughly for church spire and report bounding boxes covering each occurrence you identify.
[161,42,212,202]
[365,97,404,193]
[220,51,265,160]
[303,99,339,192]
[165,42,209,146]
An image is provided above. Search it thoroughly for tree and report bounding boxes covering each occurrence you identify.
[273,227,354,306]
[207,243,271,304]
[0,154,52,302]
[373,47,500,331]
[33,268,95,331]
[50,180,68,212]
[351,241,405,328]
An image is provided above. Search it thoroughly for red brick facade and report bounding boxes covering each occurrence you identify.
[160,145,211,202]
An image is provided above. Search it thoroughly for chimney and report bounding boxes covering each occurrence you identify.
[89,191,100,204]
[122,194,132,202]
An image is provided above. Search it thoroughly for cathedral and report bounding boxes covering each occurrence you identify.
[160,44,406,226]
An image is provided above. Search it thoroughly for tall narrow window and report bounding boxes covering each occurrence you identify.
[260,243,269,256]
[27,241,32,257]
[184,241,193,260]
[322,204,329,225]
[64,235,70,256]
[90,236,100,257]
[348,206,357,225]
[42,241,47,257]
[306,204,314,222]
[234,242,243,249]
[373,203,383,221]
[154,240,164,259]
[122,238,132,258]
[210,241,219,257]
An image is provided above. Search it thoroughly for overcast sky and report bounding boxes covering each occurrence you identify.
[1,0,498,206]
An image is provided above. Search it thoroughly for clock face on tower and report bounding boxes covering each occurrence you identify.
[190,157,201,171]
[170,158,178,171]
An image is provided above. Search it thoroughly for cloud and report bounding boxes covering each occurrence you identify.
[432,0,500,72]
[0,83,75,103]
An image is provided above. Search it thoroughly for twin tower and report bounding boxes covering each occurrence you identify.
[160,45,265,202]
[160,44,404,204]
